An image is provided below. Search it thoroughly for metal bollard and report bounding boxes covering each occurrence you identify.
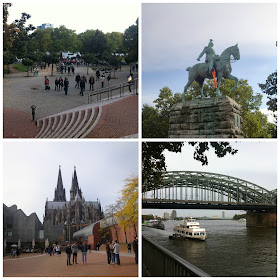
[31,105,36,121]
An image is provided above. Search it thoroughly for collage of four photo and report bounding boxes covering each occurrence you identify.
[2,1,277,278]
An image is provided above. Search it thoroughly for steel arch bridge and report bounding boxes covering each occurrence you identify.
[142,171,277,211]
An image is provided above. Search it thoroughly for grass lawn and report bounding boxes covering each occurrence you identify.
[13,63,28,72]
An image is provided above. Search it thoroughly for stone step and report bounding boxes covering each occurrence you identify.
[81,107,102,138]
[36,106,102,138]
[53,113,70,138]
[75,108,95,138]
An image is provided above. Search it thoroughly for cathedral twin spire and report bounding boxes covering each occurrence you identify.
[54,166,82,202]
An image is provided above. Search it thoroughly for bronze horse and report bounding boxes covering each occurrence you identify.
[182,44,240,101]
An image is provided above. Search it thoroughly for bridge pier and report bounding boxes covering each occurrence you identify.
[246,211,277,228]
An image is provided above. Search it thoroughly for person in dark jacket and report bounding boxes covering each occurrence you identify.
[80,78,86,96]
[106,241,111,265]
[81,241,87,264]
[89,75,95,91]
[127,243,131,253]
[75,73,81,88]
[66,243,72,266]
[132,237,138,264]
[64,77,69,95]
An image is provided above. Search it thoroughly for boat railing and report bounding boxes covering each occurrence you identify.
[143,235,210,277]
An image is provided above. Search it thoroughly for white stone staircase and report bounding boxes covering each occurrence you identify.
[35,106,102,138]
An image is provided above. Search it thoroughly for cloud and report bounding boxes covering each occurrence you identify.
[142,3,277,72]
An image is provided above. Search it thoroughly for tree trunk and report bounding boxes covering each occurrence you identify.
[124,228,127,243]
[134,222,137,237]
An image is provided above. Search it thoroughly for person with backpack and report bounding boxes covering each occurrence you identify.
[44,76,50,92]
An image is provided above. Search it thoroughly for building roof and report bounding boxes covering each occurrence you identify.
[73,220,101,240]
[45,201,100,210]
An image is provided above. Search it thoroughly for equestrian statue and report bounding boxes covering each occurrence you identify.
[182,39,240,102]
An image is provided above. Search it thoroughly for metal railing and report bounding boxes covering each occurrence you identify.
[87,78,138,104]
[142,235,210,277]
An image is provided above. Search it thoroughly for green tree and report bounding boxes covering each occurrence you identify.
[50,26,81,53]
[82,53,96,75]
[142,87,181,138]
[142,104,163,138]
[22,58,33,76]
[258,71,277,112]
[3,3,17,70]
[123,19,138,65]
[258,71,277,138]
[142,142,238,190]
[3,4,35,73]
[78,29,96,54]
[105,31,123,54]
[78,29,107,60]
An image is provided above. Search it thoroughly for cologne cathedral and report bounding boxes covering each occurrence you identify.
[44,166,103,242]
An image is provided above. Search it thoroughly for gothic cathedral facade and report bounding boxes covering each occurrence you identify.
[44,166,103,242]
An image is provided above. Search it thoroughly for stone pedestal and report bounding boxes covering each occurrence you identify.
[169,96,243,138]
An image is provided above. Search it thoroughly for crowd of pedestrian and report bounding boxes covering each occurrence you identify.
[43,70,113,95]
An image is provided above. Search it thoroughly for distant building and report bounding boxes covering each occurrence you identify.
[163,212,169,219]
[170,210,177,219]
[37,23,54,30]
[3,204,43,245]
[222,211,225,218]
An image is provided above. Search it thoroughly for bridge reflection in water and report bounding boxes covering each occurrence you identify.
[142,171,277,212]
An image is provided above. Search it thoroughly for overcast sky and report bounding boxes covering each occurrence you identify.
[7,1,138,34]
[142,141,277,218]
[142,3,277,113]
[3,141,138,223]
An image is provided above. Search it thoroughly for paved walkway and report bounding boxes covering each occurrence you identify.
[3,65,138,138]
[87,96,138,138]
[3,108,40,138]
[3,251,138,277]
[3,65,138,119]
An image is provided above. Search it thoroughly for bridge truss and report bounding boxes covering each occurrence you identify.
[142,171,277,211]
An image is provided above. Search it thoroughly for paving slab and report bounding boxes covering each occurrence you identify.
[4,65,138,120]
[3,251,138,277]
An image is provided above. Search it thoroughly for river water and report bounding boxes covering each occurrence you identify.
[142,220,277,277]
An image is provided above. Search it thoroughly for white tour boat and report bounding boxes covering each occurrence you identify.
[172,217,206,241]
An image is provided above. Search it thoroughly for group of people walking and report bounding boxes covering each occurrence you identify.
[43,71,112,96]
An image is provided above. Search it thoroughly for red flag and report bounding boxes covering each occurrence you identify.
[212,70,217,88]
